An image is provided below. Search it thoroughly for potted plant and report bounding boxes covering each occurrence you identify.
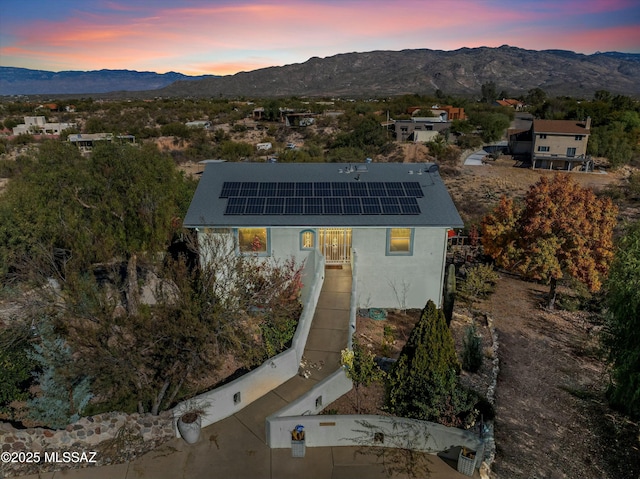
[176,399,209,444]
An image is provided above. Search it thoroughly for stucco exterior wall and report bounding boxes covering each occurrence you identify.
[352,227,448,309]
[532,133,589,158]
[198,226,448,311]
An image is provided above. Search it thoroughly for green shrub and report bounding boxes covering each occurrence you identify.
[461,324,483,373]
[459,264,499,300]
[386,301,473,426]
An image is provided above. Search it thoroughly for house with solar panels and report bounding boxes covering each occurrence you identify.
[183,162,463,309]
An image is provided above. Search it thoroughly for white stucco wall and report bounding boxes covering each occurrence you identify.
[352,227,448,309]
[198,226,448,311]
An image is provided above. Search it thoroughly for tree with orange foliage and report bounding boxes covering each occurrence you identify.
[481,174,617,309]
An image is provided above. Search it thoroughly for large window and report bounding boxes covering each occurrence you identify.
[387,228,414,255]
[566,147,576,157]
[238,228,269,255]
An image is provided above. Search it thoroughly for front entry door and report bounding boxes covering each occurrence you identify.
[319,228,352,264]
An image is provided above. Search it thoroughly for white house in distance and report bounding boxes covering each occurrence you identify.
[12,116,76,136]
[183,162,463,309]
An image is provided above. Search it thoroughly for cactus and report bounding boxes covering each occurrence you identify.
[443,263,456,326]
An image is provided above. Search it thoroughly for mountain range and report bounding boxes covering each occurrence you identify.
[2,46,640,98]
[0,68,215,96]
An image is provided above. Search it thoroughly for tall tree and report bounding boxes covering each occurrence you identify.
[482,174,617,308]
[386,301,471,425]
[603,221,640,418]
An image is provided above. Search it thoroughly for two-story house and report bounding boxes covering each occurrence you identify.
[531,118,592,171]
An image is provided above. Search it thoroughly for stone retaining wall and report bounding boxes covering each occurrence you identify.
[479,314,500,479]
[0,412,174,477]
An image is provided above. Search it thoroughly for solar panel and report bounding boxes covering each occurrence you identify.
[362,197,382,214]
[265,197,284,215]
[381,197,401,214]
[220,182,241,198]
[305,197,323,215]
[323,197,343,215]
[314,182,331,197]
[349,182,369,196]
[367,182,387,197]
[331,182,350,197]
[224,197,246,215]
[399,197,421,214]
[342,197,362,215]
[222,181,423,216]
[403,182,424,198]
[245,197,265,214]
[258,182,277,196]
[285,197,303,214]
[277,182,295,197]
[385,182,405,197]
[240,182,258,197]
[296,182,313,197]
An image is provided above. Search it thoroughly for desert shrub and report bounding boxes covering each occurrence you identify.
[0,159,19,178]
[461,324,483,373]
[459,264,499,300]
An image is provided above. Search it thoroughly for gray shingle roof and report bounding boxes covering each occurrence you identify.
[183,162,463,228]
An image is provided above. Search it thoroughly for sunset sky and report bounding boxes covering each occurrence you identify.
[1,0,639,76]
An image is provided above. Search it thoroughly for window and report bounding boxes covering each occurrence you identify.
[575,135,583,141]
[300,230,316,250]
[387,228,414,255]
[539,134,547,139]
[238,228,269,255]
[537,146,550,152]
[567,147,576,157]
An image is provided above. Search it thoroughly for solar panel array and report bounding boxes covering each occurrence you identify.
[221,181,424,215]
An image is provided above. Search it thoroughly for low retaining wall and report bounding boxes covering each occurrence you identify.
[0,412,174,478]
[266,414,483,453]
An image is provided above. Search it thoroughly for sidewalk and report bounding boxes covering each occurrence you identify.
[18,266,475,478]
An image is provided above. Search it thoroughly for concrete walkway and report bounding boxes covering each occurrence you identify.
[19,266,475,478]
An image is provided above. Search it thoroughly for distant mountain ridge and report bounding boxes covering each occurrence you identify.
[158,46,640,99]
[0,67,215,95]
[2,46,640,98]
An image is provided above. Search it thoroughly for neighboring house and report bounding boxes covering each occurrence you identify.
[507,128,532,157]
[494,98,525,110]
[185,120,211,129]
[508,118,593,171]
[68,133,136,152]
[408,105,467,121]
[531,118,592,171]
[392,117,450,142]
[437,105,467,121]
[183,162,463,309]
[12,116,76,136]
[413,130,441,143]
